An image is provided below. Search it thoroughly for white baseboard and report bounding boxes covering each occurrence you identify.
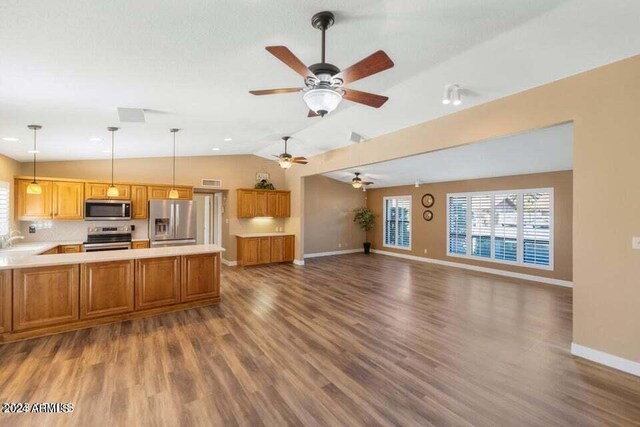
[293,259,305,266]
[371,249,573,288]
[304,249,361,258]
[571,343,640,377]
[221,258,237,266]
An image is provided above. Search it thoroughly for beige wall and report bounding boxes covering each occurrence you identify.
[366,171,573,281]
[20,154,286,261]
[284,56,640,363]
[0,153,21,232]
[303,175,366,255]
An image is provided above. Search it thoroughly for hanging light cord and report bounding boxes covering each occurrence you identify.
[32,127,37,183]
[173,131,176,188]
[110,129,115,186]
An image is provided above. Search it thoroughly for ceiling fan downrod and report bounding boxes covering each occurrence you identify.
[311,11,335,65]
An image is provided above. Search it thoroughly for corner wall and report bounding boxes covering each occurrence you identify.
[0,153,21,231]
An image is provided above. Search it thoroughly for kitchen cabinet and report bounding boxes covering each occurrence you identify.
[80,260,134,319]
[237,189,291,218]
[237,235,295,266]
[15,179,53,220]
[12,265,79,331]
[181,253,220,302]
[58,244,82,254]
[84,182,131,200]
[131,185,148,219]
[52,181,84,219]
[148,185,192,200]
[131,240,150,249]
[40,247,59,255]
[0,271,11,334]
[135,256,181,309]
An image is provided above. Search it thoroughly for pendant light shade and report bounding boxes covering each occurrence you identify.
[26,125,42,195]
[107,127,120,197]
[169,128,180,199]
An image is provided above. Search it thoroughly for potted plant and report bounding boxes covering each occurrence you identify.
[353,207,376,254]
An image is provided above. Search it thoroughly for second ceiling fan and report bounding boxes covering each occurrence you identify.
[250,11,394,117]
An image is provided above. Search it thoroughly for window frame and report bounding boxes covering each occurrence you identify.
[446,188,554,270]
[0,181,9,237]
[383,195,412,251]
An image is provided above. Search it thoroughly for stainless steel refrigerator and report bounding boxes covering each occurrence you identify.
[148,200,197,247]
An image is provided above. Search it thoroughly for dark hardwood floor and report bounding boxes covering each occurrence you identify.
[0,254,639,426]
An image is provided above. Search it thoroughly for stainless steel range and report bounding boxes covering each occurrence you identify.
[83,225,132,252]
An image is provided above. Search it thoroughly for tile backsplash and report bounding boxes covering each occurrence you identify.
[18,219,149,243]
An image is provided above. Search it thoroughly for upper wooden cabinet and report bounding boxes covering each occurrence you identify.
[16,179,83,220]
[85,182,131,200]
[148,185,192,200]
[237,189,290,218]
[131,185,148,219]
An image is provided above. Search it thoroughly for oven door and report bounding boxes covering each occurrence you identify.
[83,242,132,252]
[85,200,131,221]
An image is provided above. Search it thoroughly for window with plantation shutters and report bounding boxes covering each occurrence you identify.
[447,188,553,269]
[0,182,9,236]
[384,196,411,249]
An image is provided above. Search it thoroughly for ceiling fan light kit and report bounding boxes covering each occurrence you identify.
[250,11,394,117]
[273,136,308,169]
[351,172,374,189]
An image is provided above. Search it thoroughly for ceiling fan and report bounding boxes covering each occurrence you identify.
[250,11,394,117]
[351,172,373,189]
[273,136,308,169]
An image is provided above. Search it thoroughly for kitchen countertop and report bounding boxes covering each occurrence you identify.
[0,243,225,270]
[235,232,294,238]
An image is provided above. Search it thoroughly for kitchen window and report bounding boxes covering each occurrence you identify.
[383,196,411,250]
[446,188,553,269]
[0,182,9,236]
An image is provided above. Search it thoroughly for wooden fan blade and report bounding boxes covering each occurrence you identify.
[292,157,308,161]
[343,88,389,108]
[362,181,374,185]
[250,88,302,95]
[292,160,308,165]
[265,46,316,80]
[333,50,394,85]
[271,154,281,158]
[308,110,319,117]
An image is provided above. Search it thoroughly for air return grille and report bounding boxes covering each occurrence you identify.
[201,179,222,188]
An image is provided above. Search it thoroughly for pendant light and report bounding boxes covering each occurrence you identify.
[26,125,42,195]
[168,128,180,199]
[106,127,120,198]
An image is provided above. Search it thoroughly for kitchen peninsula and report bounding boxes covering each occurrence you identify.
[0,244,223,343]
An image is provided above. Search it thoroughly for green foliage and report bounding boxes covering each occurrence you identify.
[254,179,275,190]
[353,207,375,243]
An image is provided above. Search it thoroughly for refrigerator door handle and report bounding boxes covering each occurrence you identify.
[175,202,180,235]
[170,202,175,238]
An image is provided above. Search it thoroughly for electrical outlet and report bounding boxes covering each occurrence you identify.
[28,225,36,234]
[633,237,640,250]
[423,249,428,254]
[338,243,342,248]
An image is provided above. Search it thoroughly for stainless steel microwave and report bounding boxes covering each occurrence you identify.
[85,200,132,221]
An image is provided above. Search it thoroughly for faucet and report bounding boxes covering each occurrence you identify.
[1,229,24,249]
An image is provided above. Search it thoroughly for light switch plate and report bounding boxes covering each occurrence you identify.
[633,237,640,250]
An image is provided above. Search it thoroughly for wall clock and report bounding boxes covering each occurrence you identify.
[421,193,434,208]
[423,210,433,221]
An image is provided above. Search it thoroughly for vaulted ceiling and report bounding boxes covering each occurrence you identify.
[0,0,638,162]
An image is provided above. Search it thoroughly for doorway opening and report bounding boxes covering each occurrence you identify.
[193,191,222,246]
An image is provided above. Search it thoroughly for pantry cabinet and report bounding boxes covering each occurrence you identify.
[236,189,291,218]
[236,235,294,266]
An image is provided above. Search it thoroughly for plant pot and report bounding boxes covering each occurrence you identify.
[363,242,371,254]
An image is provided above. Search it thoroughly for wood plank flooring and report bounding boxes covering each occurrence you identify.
[0,254,639,426]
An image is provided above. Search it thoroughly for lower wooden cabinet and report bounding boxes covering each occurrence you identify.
[237,235,294,266]
[135,256,181,309]
[58,244,82,254]
[181,253,220,302]
[12,265,79,331]
[131,240,150,249]
[80,261,134,319]
[0,271,11,334]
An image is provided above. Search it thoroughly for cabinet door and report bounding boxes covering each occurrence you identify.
[258,237,271,264]
[84,183,130,200]
[267,192,278,217]
[237,190,255,218]
[0,271,11,334]
[175,187,192,200]
[255,191,268,217]
[148,186,169,199]
[80,261,134,319]
[270,236,284,263]
[131,240,150,249]
[16,179,53,220]
[58,244,81,253]
[181,253,220,302]
[13,265,79,331]
[278,192,290,217]
[238,238,258,266]
[131,185,148,219]
[283,235,295,262]
[135,257,180,309]
[53,181,84,219]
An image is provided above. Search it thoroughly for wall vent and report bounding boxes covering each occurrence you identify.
[201,178,222,188]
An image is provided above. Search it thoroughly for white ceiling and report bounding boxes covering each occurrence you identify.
[323,123,573,188]
[0,1,638,162]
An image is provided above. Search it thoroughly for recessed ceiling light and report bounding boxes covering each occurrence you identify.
[27,149,40,154]
[2,137,20,142]
[90,137,103,142]
[223,138,232,142]
[212,147,220,151]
